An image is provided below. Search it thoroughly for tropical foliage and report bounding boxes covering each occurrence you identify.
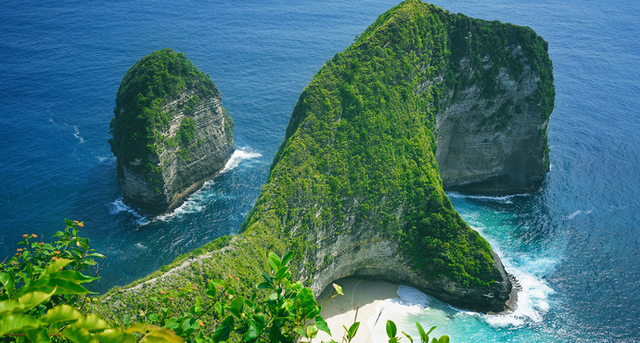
[1,225,448,342]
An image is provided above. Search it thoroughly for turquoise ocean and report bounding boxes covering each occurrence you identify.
[1,0,639,341]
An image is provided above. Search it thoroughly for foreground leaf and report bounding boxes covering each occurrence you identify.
[0,313,41,336]
[42,304,83,324]
[63,326,98,343]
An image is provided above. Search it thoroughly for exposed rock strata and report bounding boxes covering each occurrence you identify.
[436,52,551,194]
[109,49,234,214]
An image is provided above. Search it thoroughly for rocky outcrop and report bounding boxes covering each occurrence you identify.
[436,48,552,194]
[109,49,234,214]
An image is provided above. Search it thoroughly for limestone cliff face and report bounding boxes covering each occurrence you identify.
[109,49,234,214]
[435,48,552,194]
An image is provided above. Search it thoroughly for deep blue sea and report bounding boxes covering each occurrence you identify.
[1,0,639,341]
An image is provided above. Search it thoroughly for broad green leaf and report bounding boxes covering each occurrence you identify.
[17,287,57,311]
[206,282,218,298]
[281,251,294,266]
[257,282,273,290]
[42,304,83,324]
[0,313,42,336]
[437,336,450,343]
[229,297,244,318]
[72,314,110,331]
[294,327,307,339]
[386,320,397,338]
[0,299,24,315]
[63,326,98,343]
[94,329,137,343]
[211,279,227,289]
[275,266,289,280]
[16,277,91,297]
[244,316,264,342]
[215,301,224,316]
[0,272,15,298]
[268,324,283,342]
[268,252,281,272]
[315,315,331,336]
[260,272,272,284]
[348,322,360,339]
[416,322,426,341]
[293,287,318,318]
[26,327,51,343]
[212,316,234,342]
[181,318,195,333]
[140,327,183,343]
[49,270,100,284]
[125,323,162,334]
[44,258,73,275]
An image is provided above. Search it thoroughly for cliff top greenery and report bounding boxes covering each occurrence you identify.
[109,49,219,172]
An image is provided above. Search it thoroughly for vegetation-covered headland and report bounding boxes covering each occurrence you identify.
[100,0,555,321]
[109,49,235,214]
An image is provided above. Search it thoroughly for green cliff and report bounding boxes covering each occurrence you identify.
[109,49,235,214]
[99,0,555,318]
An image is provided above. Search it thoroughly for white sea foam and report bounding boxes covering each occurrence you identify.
[446,191,530,204]
[567,209,592,220]
[158,147,262,221]
[220,148,263,174]
[567,210,582,220]
[96,155,115,164]
[72,125,84,143]
[109,198,149,225]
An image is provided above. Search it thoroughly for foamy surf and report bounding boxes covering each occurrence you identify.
[446,191,530,204]
[220,147,263,174]
[109,198,149,225]
[158,147,262,221]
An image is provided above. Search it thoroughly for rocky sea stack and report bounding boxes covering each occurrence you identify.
[109,49,234,214]
[100,0,554,316]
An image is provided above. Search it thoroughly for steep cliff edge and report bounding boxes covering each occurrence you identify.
[435,15,554,194]
[109,49,235,214]
[99,1,554,317]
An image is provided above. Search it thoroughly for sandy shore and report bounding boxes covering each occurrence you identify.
[315,277,400,343]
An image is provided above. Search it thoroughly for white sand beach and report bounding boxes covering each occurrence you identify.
[315,277,401,343]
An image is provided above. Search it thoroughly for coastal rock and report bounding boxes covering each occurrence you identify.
[109,49,234,214]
